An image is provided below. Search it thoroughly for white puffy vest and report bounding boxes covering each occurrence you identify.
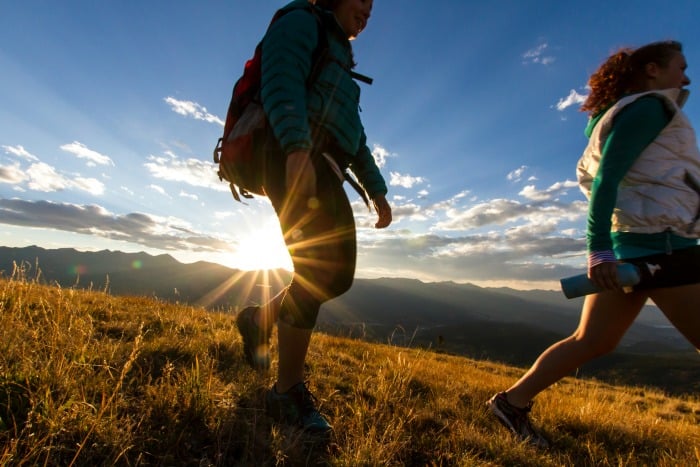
[577,88,700,238]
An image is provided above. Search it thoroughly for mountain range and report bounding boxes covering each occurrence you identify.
[1,245,697,394]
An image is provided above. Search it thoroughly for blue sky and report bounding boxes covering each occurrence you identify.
[1,1,699,290]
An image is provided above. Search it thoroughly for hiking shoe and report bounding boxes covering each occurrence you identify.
[487,392,549,448]
[235,306,270,370]
[266,382,333,435]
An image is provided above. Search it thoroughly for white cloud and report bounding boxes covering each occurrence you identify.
[214,211,235,220]
[389,171,425,188]
[507,165,528,182]
[164,97,225,126]
[2,144,39,161]
[522,42,555,65]
[144,152,225,191]
[0,162,28,184]
[505,219,558,241]
[430,177,585,234]
[72,176,105,196]
[435,198,527,230]
[371,144,394,168]
[1,144,104,195]
[60,141,114,166]
[179,190,199,201]
[519,180,578,201]
[556,89,587,111]
[149,184,168,196]
[24,162,105,195]
[26,162,69,192]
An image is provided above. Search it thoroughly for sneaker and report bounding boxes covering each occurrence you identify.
[235,306,270,370]
[266,382,333,435]
[486,392,549,448]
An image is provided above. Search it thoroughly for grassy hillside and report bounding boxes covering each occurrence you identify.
[3,246,697,398]
[1,271,699,465]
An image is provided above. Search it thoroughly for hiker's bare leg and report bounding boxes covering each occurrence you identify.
[276,321,312,393]
[650,283,700,349]
[505,290,648,407]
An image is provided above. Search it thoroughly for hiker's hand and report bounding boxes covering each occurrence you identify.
[589,261,620,291]
[373,195,392,229]
[286,150,317,207]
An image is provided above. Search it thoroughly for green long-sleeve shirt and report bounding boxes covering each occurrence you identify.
[586,95,697,259]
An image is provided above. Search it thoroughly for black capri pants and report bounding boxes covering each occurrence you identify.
[626,245,700,291]
[262,137,357,329]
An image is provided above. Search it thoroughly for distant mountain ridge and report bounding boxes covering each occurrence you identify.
[0,245,291,309]
[2,245,697,395]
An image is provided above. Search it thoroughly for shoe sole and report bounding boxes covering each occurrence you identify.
[236,311,270,370]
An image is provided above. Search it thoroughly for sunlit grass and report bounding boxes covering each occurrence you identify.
[0,264,698,465]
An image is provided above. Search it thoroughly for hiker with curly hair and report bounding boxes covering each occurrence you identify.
[487,40,700,448]
[235,0,391,435]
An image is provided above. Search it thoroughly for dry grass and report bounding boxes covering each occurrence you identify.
[0,266,698,466]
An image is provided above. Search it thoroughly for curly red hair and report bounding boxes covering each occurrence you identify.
[581,41,682,116]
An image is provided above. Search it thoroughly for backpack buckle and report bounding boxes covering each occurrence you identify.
[213,138,223,163]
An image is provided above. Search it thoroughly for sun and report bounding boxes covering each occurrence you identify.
[233,219,292,271]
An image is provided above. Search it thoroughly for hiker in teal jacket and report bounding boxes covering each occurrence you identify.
[261,1,388,199]
[235,0,391,435]
[487,41,700,448]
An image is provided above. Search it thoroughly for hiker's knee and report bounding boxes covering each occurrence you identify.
[279,281,321,329]
[278,270,353,329]
[296,259,354,301]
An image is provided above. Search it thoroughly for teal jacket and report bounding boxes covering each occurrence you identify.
[260,1,387,199]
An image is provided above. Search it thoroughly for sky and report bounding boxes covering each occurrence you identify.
[1,1,699,290]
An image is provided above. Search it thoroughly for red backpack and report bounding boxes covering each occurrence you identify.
[213,4,328,202]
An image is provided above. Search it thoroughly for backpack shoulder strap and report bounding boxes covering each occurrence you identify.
[268,3,330,89]
[306,7,330,88]
[305,7,373,85]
